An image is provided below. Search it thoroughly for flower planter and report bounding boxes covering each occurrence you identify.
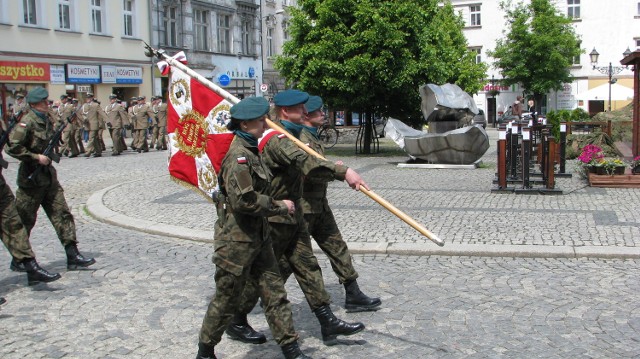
[633,166,640,175]
[613,166,626,175]
[595,166,607,175]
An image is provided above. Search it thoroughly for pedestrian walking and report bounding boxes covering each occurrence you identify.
[197,97,310,359]
[5,87,96,271]
[298,95,381,312]
[231,90,366,346]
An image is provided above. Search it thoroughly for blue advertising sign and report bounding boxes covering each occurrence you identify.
[248,67,255,78]
[66,64,100,84]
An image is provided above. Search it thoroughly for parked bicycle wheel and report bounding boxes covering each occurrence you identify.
[318,127,339,148]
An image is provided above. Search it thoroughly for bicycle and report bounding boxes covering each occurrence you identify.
[317,120,339,148]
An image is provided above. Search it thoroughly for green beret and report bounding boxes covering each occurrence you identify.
[306,96,323,113]
[231,97,270,121]
[26,87,49,103]
[274,89,309,107]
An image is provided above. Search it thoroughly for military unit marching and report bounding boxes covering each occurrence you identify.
[0,88,168,307]
[1,87,381,359]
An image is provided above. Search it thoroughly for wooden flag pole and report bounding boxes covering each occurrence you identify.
[146,44,444,247]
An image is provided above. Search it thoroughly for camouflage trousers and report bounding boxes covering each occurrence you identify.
[299,208,358,284]
[15,183,77,247]
[199,235,298,347]
[0,182,35,260]
[238,213,332,315]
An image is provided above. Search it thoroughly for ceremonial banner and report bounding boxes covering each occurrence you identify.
[165,58,234,199]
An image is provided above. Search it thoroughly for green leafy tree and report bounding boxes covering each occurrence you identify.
[275,0,486,152]
[489,0,582,112]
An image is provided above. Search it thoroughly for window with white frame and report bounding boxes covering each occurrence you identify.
[163,5,178,47]
[91,0,106,33]
[469,5,481,26]
[567,0,580,19]
[635,38,640,48]
[58,0,72,30]
[240,17,252,55]
[217,14,231,53]
[22,0,42,26]
[637,2,640,15]
[267,27,274,57]
[194,9,209,51]
[470,47,481,64]
[123,0,135,37]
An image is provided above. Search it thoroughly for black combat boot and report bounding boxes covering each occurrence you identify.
[281,341,312,359]
[0,297,6,305]
[10,257,26,272]
[23,258,62,285]
[225,313,267,344]
[65,244,96,269]
[344,279,382,312]
[195,342,216,359]
[313,305,365,345]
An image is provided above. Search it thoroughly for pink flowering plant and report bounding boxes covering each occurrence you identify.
[577,144,604,166]
[631,155,640,169]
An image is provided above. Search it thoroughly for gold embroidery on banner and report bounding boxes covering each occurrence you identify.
[209,103,232,134]
[198,163,217,193]
[174,109,208,157]
[170,78,191,106]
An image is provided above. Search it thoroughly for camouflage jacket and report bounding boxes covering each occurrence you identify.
[214,136,288,249]
[299,127,330,214]
[5,108,58,188]
[260,119,347,224]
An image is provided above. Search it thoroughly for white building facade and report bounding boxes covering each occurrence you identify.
[452,0,638,123]
[0,0,153,113]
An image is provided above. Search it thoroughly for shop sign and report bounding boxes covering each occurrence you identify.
[101,65,117,84]
[50,65,66,84]
[115,66,142,84]
[67,64,101,84]
[0,61,50,81]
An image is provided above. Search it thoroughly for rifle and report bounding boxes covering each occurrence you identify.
[27,112,77,181]
[0,110,25,169]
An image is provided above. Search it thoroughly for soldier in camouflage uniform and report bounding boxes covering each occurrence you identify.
[298,96,381,312]
[12,93,27,116]
[72,98,86,155]
[1,123,61,285]
[196,97,310,359]
[6,87,96,270]
[231,90,366,346]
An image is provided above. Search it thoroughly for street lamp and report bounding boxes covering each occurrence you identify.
[589,47,631,111]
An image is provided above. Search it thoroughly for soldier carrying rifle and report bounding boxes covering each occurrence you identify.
[5,87,96,272]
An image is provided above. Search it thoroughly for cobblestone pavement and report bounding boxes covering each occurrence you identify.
[1,129,639,358]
